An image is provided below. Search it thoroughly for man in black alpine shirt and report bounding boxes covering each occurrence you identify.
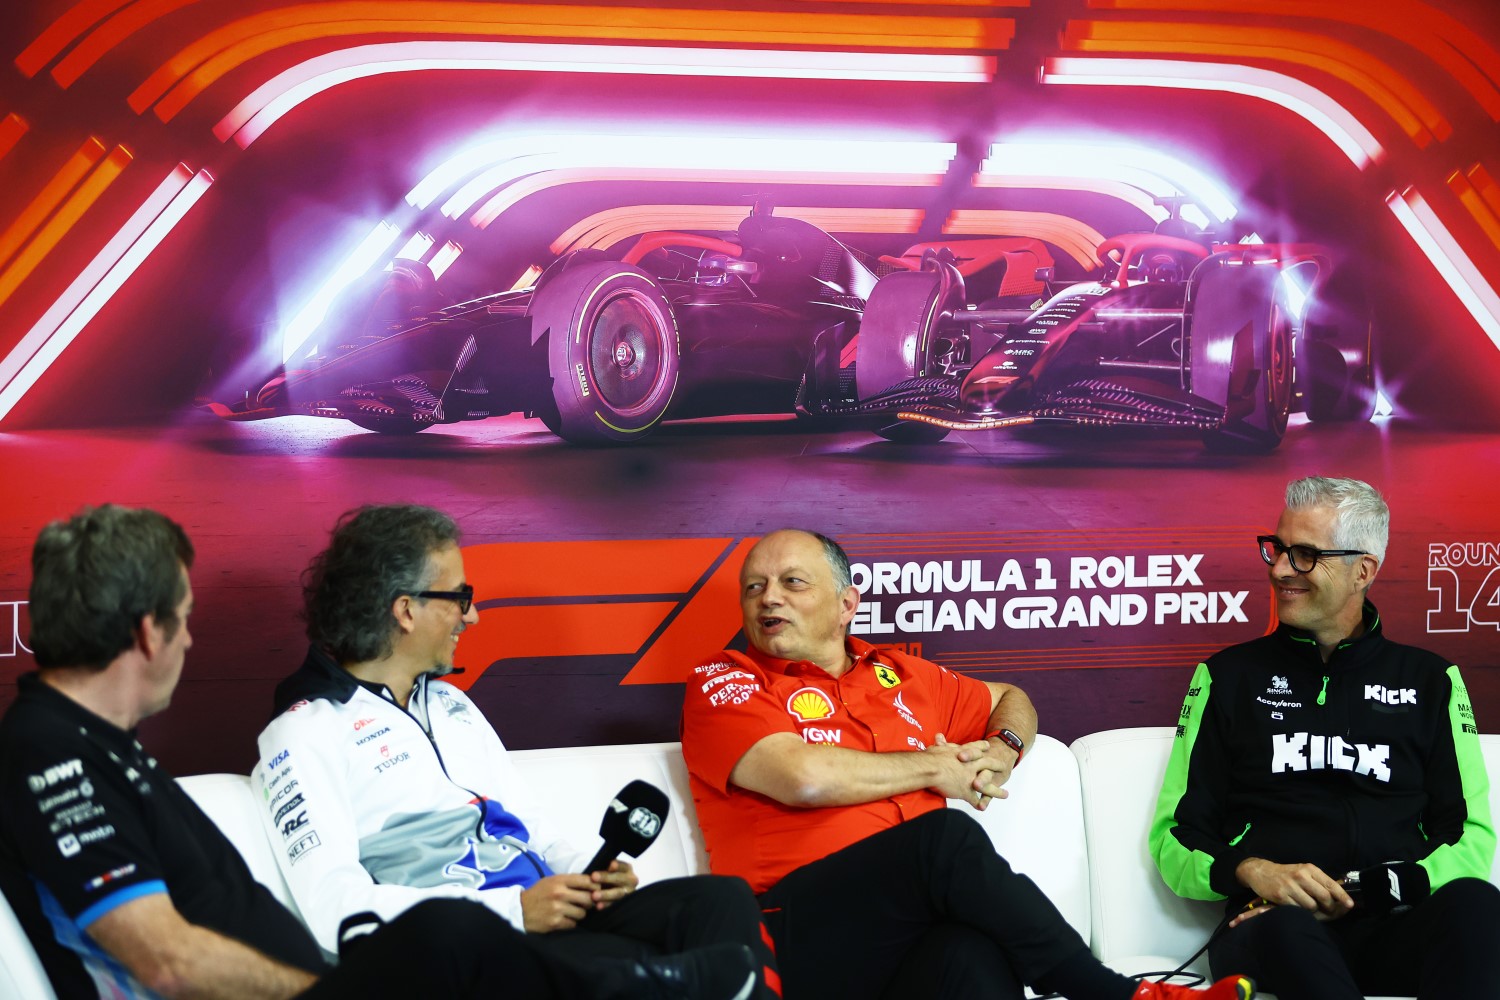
[1151,476,1500,999]
[0,505,753,1000]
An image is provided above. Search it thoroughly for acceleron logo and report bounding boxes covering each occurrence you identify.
[448,537,757,689]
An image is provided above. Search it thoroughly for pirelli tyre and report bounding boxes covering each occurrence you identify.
[1190,264,1294,453]
[857,259,964,443]
[527,259,681,445]
[1298,268,1377,422]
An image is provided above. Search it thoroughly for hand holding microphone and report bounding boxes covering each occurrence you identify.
[583,780,668,911]
[585,780,670,874]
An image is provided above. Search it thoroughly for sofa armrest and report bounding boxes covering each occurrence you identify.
[955,733,1090,942]
[1070,727,1220,976]
[177,773,304,920]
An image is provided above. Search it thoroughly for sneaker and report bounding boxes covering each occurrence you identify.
[625,942,758,1000]
[1131,974,1255,1000]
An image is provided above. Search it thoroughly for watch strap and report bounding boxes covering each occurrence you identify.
[986,728,1025,763]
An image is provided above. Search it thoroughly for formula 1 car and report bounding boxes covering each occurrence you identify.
[206,208,1373,451]
[208,210,889,443]
[808,224,1377,451]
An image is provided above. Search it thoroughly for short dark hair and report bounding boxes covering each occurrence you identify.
[303,504,461,663]
[806,530,853,592]
[29,505,194,670]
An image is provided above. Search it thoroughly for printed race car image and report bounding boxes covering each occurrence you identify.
[819,221,1377,451]
[207,209,1375,450]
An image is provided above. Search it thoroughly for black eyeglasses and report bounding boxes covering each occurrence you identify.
[1257,535,1368,574]
[410,584,475,615]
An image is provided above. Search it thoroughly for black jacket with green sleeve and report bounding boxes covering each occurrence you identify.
[1150,601,1494,910]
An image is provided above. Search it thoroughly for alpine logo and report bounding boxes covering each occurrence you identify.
[1271,733,1391,783]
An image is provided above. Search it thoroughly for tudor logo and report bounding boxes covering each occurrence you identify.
[786,687,836,722]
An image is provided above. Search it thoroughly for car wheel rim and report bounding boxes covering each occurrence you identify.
[1270,304,1292,424]
[588,290,666,412]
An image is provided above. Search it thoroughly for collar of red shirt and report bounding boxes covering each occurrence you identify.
[740,636,882,677]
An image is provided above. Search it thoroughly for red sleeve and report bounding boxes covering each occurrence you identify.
[933,658,994,744]
[680,654,788,794]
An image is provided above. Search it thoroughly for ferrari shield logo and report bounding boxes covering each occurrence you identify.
[874,663,901,689]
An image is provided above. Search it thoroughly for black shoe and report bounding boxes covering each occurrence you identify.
[625,943,757,1000]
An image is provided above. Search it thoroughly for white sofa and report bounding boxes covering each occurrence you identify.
[3,731,1496,999]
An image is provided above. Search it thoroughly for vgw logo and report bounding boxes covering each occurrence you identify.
[1427,542,1500,633]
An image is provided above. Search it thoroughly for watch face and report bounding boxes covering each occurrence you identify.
[999,729,1024,753]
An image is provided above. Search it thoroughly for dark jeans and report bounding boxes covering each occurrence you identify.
[306,875,775,999]
[757,809,1091,1000]
[1209,877,1500,1000]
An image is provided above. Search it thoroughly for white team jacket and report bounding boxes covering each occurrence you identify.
[255,659,586,954]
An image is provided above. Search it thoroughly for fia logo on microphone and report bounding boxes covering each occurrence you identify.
[628,806,662,840]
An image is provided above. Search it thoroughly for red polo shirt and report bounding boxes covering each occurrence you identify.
[680,637,993,893]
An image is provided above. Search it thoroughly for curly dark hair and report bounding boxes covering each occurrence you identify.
[303,504,461,663]
[29,505,194,670]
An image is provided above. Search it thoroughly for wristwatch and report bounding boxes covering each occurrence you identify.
[986,728,1025,763]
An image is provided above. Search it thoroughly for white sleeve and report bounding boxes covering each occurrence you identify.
[254,704,492,952]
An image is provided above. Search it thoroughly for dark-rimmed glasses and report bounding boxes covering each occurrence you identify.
[411,584,475,615]
[1257,535,1367,574]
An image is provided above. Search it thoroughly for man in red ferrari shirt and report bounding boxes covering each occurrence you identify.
[681,528,1256,1000]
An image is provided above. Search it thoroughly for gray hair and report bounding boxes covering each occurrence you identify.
[760,528,854,591]
[1285,476,1388,563]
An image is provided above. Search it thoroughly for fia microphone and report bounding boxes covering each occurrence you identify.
[584,780,669,874]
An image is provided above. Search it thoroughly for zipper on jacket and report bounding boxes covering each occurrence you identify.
[1317,675,1330,706]
[1229,822,1251,847]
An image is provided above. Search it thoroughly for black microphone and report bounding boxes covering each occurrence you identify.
[584,780,670,874]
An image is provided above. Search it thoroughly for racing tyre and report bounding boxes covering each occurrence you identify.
[857,263,963,443]
[1191,265,1294,453]
[527,258,680,444]
[345,412,431,435]
[1298,269,1377,422]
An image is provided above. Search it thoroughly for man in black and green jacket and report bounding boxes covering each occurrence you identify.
[1151,476,1499,1000]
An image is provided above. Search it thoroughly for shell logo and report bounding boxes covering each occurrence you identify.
[786,687,836,722]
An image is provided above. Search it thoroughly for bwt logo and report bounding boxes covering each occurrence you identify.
[1427,542,1500,633]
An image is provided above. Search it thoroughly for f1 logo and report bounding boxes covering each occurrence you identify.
[451,538,756,690]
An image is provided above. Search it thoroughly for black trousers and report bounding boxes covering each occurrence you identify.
[756,809,1092,1000]
[537,874,778,999]
[305,875,774,999]
[1209,877,1500,1000]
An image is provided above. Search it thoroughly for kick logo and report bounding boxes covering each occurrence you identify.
[1271,733,1391,782]
[1365,685,1416,707]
